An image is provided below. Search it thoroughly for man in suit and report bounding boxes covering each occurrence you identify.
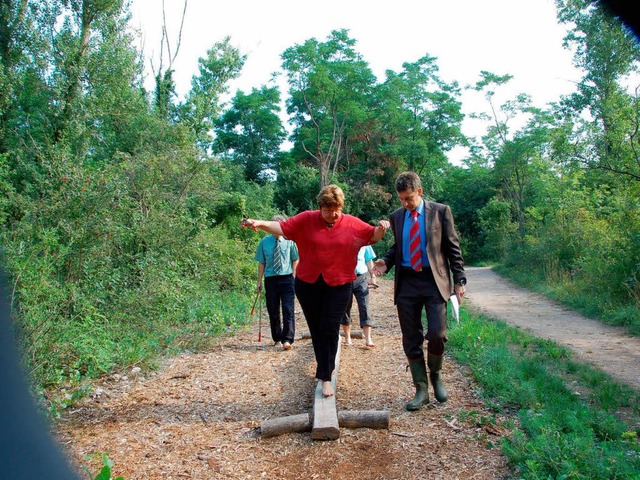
[374,171,466,410]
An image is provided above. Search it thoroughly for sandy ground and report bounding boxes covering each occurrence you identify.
[465,266,640,391]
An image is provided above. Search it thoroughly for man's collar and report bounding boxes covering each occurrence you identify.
[405,198,425,217]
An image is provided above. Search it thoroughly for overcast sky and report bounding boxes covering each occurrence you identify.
[129,0,583,161]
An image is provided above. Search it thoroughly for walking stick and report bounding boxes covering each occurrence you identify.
[250,289,260,317]
[250,289,263,348]
[257,292,263,347]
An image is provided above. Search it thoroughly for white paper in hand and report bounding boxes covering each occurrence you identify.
[449,294,460,323]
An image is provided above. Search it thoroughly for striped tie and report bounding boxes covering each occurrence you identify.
[273,238,283,272]
[409,210,422,271]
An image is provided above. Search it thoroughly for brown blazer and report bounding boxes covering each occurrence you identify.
[382,200,465,304]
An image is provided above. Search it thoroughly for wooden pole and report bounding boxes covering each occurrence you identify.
[259,333,390,439]
[338,410,389,429]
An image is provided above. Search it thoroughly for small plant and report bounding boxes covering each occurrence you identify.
[83,453,124,480]
[621,431,638,444]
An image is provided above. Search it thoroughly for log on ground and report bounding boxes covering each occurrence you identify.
[338,410,390,429]
[261,413,310,438]
[260,410,389,437]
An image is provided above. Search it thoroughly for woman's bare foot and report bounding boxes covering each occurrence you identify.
[342,325,352,346]
[342,325,353,345]
[363,326,375,347]
[322,380,334,397]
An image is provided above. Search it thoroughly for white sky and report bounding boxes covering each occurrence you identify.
[129,0,583,162]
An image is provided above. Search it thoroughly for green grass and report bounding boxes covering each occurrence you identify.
[39,288,255,418]
[449,308,640,479]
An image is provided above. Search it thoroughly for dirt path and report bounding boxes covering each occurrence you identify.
[56,278,511,480]
[465,266,640,391]
[55,268,640,479]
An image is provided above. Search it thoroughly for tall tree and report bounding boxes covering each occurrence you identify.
[281,29,376,187]
[0,0,54,166]
[179,36,246,153]
[150,0,187,120]
[375,55,466,194]
[0,0,147,208]
[0,0,29,153]
[556,0,640,183]
[51,0,125,142]
[213,86,286,183]
[471,72,559,246]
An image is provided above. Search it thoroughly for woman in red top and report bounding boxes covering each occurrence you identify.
[242,185,390,396]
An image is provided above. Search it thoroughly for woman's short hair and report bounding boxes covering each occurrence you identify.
[396,171,422,193]
[316,184,345,209]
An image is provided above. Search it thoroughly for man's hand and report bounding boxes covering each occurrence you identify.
[372,259,387,276]
[454,282,466,303]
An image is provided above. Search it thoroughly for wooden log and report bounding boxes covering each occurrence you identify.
[260,410,389,437]
[341,331,364,339]
[301,331,363,340]
[311,337,341,440]
[260,413,310,438]
[262,333,390,439]
[337,410,390,429]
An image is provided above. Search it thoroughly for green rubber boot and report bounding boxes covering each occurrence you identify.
[427,353,448,403]
[406,358,429,411]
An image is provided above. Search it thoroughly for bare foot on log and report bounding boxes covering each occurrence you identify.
[322,380,334,397]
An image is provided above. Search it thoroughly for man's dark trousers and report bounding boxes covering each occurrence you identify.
[396,267,447,359]
[264,274,296,344]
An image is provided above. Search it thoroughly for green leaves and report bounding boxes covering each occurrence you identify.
[376,55,465,183]
[282,29,376,187]
[84,452,124,480]
[213,86,286,183]
[180,37,246,150]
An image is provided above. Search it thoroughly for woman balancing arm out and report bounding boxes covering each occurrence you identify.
[242,217,389,243]
[241,186,390,400]
[241,218,284,236]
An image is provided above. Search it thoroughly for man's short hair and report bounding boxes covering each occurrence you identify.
[271,214,286,222]
[396,171,422,193]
